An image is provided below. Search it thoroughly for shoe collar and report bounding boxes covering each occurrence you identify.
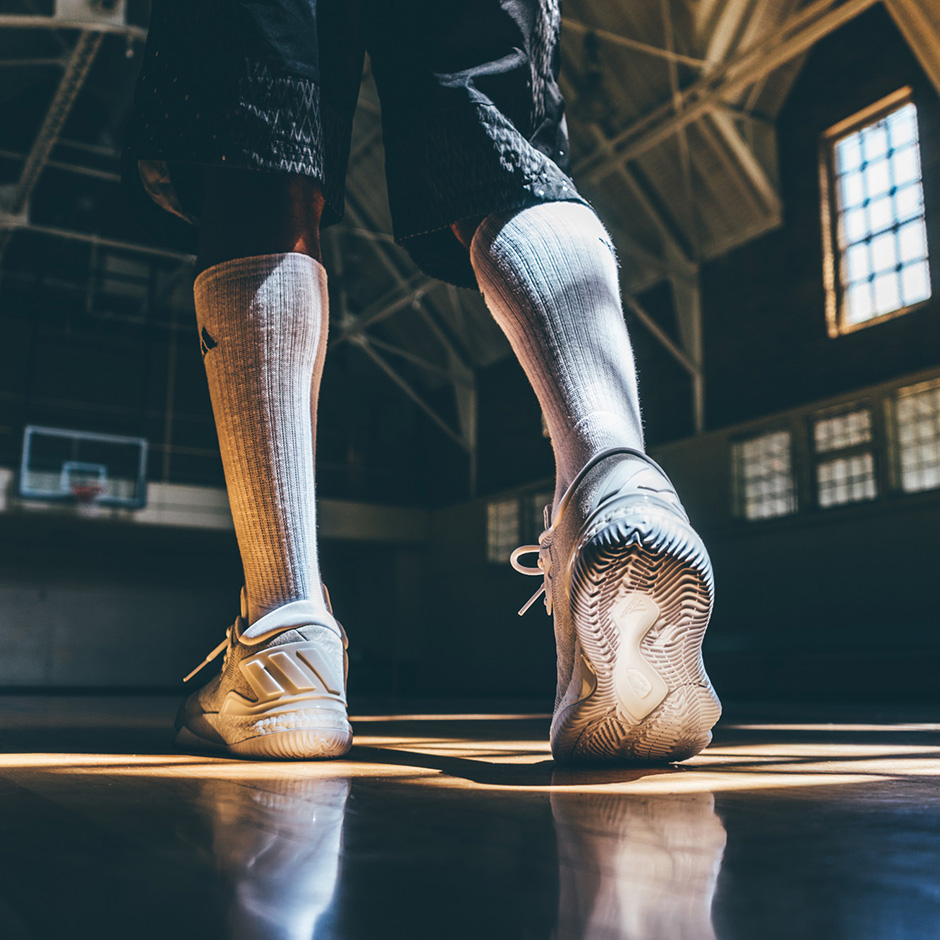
[549,446,670,530]
[236,588,347,647]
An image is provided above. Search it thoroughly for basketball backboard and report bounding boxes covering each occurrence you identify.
[19,425,148,509]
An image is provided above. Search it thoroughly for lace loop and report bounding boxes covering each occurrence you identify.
[510,544,542,576]
[512,540,553,616]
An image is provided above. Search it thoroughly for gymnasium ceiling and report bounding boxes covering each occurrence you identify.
[1,0,939,460]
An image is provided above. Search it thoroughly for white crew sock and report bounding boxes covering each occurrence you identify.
[194,252,331,626]
[470,201,644,506]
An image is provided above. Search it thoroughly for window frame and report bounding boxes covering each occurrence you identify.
[728,370,940,525]
[731,426,799,521]
[886,376,940,495]
[807,401,879,509]
[819,86,930,338]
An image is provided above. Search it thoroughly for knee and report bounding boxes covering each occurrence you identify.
[197,169,325,272]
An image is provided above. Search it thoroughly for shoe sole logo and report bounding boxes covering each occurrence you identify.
[239,641,344,704]
[608,591,669,721]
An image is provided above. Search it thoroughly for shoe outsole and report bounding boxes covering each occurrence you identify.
[176,718,352,761]
[551,501,721,764]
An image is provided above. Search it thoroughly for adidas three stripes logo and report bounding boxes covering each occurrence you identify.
[239,641,344,704]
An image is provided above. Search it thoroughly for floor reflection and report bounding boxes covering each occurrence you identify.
[198,777,349,940]
[552,790,726,940]
[3,701,940,939]
[194,767,727,940]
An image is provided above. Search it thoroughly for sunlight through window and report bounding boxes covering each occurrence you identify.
[822,91,930,336]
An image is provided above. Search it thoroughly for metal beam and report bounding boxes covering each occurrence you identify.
[0,15,146,40]
[365,334,472,386]
[561,17,709,68]
[337,185,477,462]
[331,276,430,344]
[661,0,700,255]
[668,271,706,433]
[622,293,698,377]
[0,57,67,68]
[701,109,782,217]
[884,0,940,98]
[0,147,121,183]
[353,336,471,452]
[620,164,697,272]
[576,0,879,184]
[702,0,761,67]
[0,30,104,266]
[569,113,697,274]
[0,220,194,262]
[340,196,471,376]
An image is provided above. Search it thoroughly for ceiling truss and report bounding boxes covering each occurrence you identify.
[0,0,919,470]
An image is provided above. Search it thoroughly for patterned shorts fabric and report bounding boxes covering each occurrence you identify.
[122,0,588,287]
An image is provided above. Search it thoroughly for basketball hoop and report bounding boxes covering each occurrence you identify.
[70,481,104,517]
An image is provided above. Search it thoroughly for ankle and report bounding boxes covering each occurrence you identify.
[246,592,334,630]
[553,412,644,506]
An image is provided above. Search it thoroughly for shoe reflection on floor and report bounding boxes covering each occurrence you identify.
[197,776,349,940]
[551,789,726,940]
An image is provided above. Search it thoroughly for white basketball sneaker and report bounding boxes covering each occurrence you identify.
[512,447,720,763]
[175,588,353,759]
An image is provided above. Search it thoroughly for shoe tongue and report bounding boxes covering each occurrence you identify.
[239,600,341,644]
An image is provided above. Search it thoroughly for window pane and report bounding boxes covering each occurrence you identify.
[836,135,863,173]
[526,491,553,540]
[887,103,917,148]
[845,243,870,282]
[817,452,876,508]
[486,499,520,563]
[873,272,901,314]
[813,407,872,453]
[892,146,919,188]
[895,184,922,222]
[870,232,897,272]
[867,196,893,234]
[828,99,930,332]
[900,260,930,307]
[846,282,873,323]
[864,160,891,199]
[733,430,796,520]
[862,124,889,161]
[840,172,864,208]
[895,379,940,493]
[898,220,927,264]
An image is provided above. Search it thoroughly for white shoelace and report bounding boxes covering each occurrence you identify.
[509,446,655,619]
[183,621,234,683]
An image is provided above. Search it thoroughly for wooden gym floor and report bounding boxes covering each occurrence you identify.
[1,696,939,939]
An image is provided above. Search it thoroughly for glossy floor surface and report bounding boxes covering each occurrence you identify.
[1,698,940,939]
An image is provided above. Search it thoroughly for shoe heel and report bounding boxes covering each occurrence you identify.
[558,505,720,763]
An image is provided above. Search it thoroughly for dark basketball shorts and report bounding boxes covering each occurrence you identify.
[122,0,588,288]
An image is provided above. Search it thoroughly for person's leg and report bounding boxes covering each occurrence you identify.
[197,169,326,272]
[368,0,719,764]
[175,169,352,759]
[466,202,643,508]
[466,202,720,764]
[195,169,331,627]
[122,0,364,757]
